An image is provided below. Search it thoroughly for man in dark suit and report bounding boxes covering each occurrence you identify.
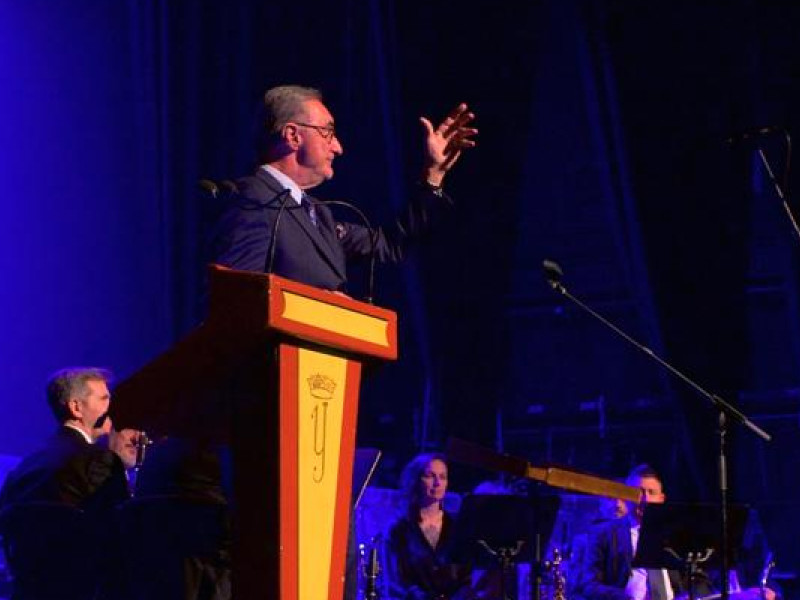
[0,367,131,511]
[573,464,711,600]
[0,367,134,599]
[141,85,475,600]
[210,84,477,290]
[573,464,779,600]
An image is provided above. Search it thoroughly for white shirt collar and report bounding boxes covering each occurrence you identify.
[261,164,303,204]
[63,422,93,444]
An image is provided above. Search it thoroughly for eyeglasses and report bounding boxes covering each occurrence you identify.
[293,122,337,143]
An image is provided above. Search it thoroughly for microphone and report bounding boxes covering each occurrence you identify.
[198,179,220,198]
[321,199,378,304]
[265,189,295,275]
[542,259,564,290]
[199,179,240,199]
[725,125,782,145]
[133,431,152,471]
[93,412,110,429]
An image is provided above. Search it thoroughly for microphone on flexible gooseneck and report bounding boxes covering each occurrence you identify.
[320,199,378,304]
[198,179,220,198]
[264,189,296,275]
[726,125,800,244]
[198,179,240,199]
[725,125,782,145]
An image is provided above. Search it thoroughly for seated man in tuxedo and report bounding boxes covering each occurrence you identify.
[209,84,477,290]
[573,464,776,600]
[572,464,709,600]
[0,367,135,599]
[0,367,132,511]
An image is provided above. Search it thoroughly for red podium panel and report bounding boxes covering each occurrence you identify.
[113,265,397,600]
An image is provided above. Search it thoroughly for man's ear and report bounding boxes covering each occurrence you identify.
[66,397,82,419]
[282,123,301,149]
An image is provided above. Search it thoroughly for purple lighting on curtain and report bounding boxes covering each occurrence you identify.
[0,0,170,455]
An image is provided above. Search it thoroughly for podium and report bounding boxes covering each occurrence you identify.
[111,265,398,600]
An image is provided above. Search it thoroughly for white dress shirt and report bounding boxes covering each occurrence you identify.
[626,523,674,600]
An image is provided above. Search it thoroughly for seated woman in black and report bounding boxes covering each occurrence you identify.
[384,453,474,600]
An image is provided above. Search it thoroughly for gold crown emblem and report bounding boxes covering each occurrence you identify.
[307,373,336,400]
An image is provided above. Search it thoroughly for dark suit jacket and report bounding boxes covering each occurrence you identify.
[0,426,128,513]
[0,427,129,600]
[209,168,453,290]
[573,517,712,600]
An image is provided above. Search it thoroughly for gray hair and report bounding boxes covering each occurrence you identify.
[255,85,323,160]
[46,367,112,423]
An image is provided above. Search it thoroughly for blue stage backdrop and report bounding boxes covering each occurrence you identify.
[0,1,173,454]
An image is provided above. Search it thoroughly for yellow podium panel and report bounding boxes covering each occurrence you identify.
[280,344,360,600]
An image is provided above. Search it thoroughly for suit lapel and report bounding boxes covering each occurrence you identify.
[255,170,346,281]
[619,518,634,578]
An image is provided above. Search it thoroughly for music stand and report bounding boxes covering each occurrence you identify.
[633,503,749,600]
[451,494,560,600]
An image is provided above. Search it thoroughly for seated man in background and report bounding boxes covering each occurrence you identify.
[0,367,136,599]
[572,464,776,600]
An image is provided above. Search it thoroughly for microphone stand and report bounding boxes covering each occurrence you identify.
[752,130,800,243]
[542,260,772,600]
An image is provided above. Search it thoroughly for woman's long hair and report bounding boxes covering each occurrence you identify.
[399,452,447,520]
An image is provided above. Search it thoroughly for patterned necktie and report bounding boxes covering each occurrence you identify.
[301,194,318,228]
